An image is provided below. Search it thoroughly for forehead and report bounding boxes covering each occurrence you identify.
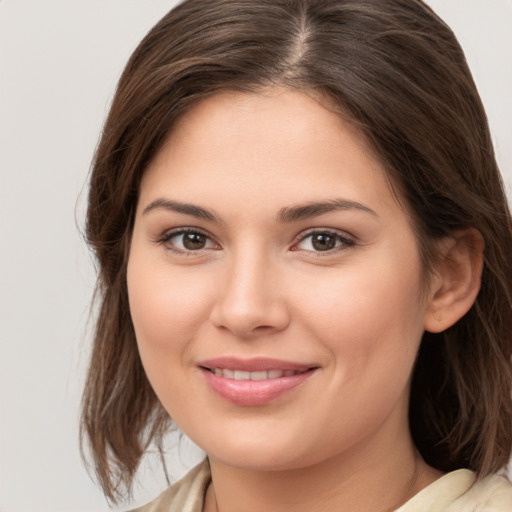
[139,88,404,223]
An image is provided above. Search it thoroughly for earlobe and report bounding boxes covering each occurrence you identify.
[424,228,484,333]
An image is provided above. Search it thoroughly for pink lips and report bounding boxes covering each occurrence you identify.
[198,357,317,406]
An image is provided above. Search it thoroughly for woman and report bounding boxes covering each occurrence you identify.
[81,0,512,510]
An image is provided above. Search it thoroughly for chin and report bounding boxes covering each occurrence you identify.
[192,426,325,472]
[208,447,310,472]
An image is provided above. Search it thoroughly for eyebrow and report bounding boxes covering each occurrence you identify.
[276,198,378,223]
[143,198,222,223]
[142,197,378,224]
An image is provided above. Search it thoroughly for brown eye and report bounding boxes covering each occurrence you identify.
[163,229,218,253]
[293,230,355,253]
[311,233,336,251]
[182,232,207,250]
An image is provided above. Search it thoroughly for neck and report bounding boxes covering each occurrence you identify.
[204,421,441,512]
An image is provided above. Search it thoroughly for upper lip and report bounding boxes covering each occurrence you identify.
[198,357,317,372]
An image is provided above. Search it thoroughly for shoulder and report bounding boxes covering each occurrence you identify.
[449,471,512,511]
[397,469,512,512]
[129,459,211,512]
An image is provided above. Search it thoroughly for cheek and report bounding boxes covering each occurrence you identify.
[296,253,426,383]
[126,252,219,428]
[126,250,213,375]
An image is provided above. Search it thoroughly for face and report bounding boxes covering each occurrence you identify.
[127,89,434,472]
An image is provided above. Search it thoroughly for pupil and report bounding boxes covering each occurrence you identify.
[312,233,335,251]
[183,233,206,250]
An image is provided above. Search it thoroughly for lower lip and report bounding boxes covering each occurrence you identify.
[200,368,316,406]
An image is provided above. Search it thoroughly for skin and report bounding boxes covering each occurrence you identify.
[127,88,479,511]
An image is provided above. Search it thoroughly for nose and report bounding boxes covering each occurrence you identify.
[209,251,290,339]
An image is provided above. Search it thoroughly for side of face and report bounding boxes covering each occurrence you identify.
[126,88,476,472]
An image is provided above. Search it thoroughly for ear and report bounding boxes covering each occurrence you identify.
[424,228,484,333]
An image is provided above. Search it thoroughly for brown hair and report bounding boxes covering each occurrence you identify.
[81,0,512,502]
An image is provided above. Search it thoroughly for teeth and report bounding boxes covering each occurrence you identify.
[250,371,268,380]
[211,369,300,380]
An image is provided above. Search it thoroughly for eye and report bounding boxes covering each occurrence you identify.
[158,229,219,253]
[292,230,355,253]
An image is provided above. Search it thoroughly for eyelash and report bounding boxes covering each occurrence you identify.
[155,227,356,256]
[156,228,218,255]
[290,229,356,255]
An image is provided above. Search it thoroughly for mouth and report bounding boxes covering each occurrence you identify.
[198,358,319,406]
[203,368,309,380]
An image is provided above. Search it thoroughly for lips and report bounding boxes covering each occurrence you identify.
[198,357,318,406]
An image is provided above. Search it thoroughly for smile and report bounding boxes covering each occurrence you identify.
[198,358,318,406]
[209,369,302,380]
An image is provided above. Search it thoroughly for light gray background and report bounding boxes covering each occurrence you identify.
[0,1,511,511]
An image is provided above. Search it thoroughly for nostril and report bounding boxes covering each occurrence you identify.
[254,324,276,331]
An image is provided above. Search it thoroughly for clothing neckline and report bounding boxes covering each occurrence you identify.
[395,469,475,511]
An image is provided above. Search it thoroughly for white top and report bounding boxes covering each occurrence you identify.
[131,460,512,512]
